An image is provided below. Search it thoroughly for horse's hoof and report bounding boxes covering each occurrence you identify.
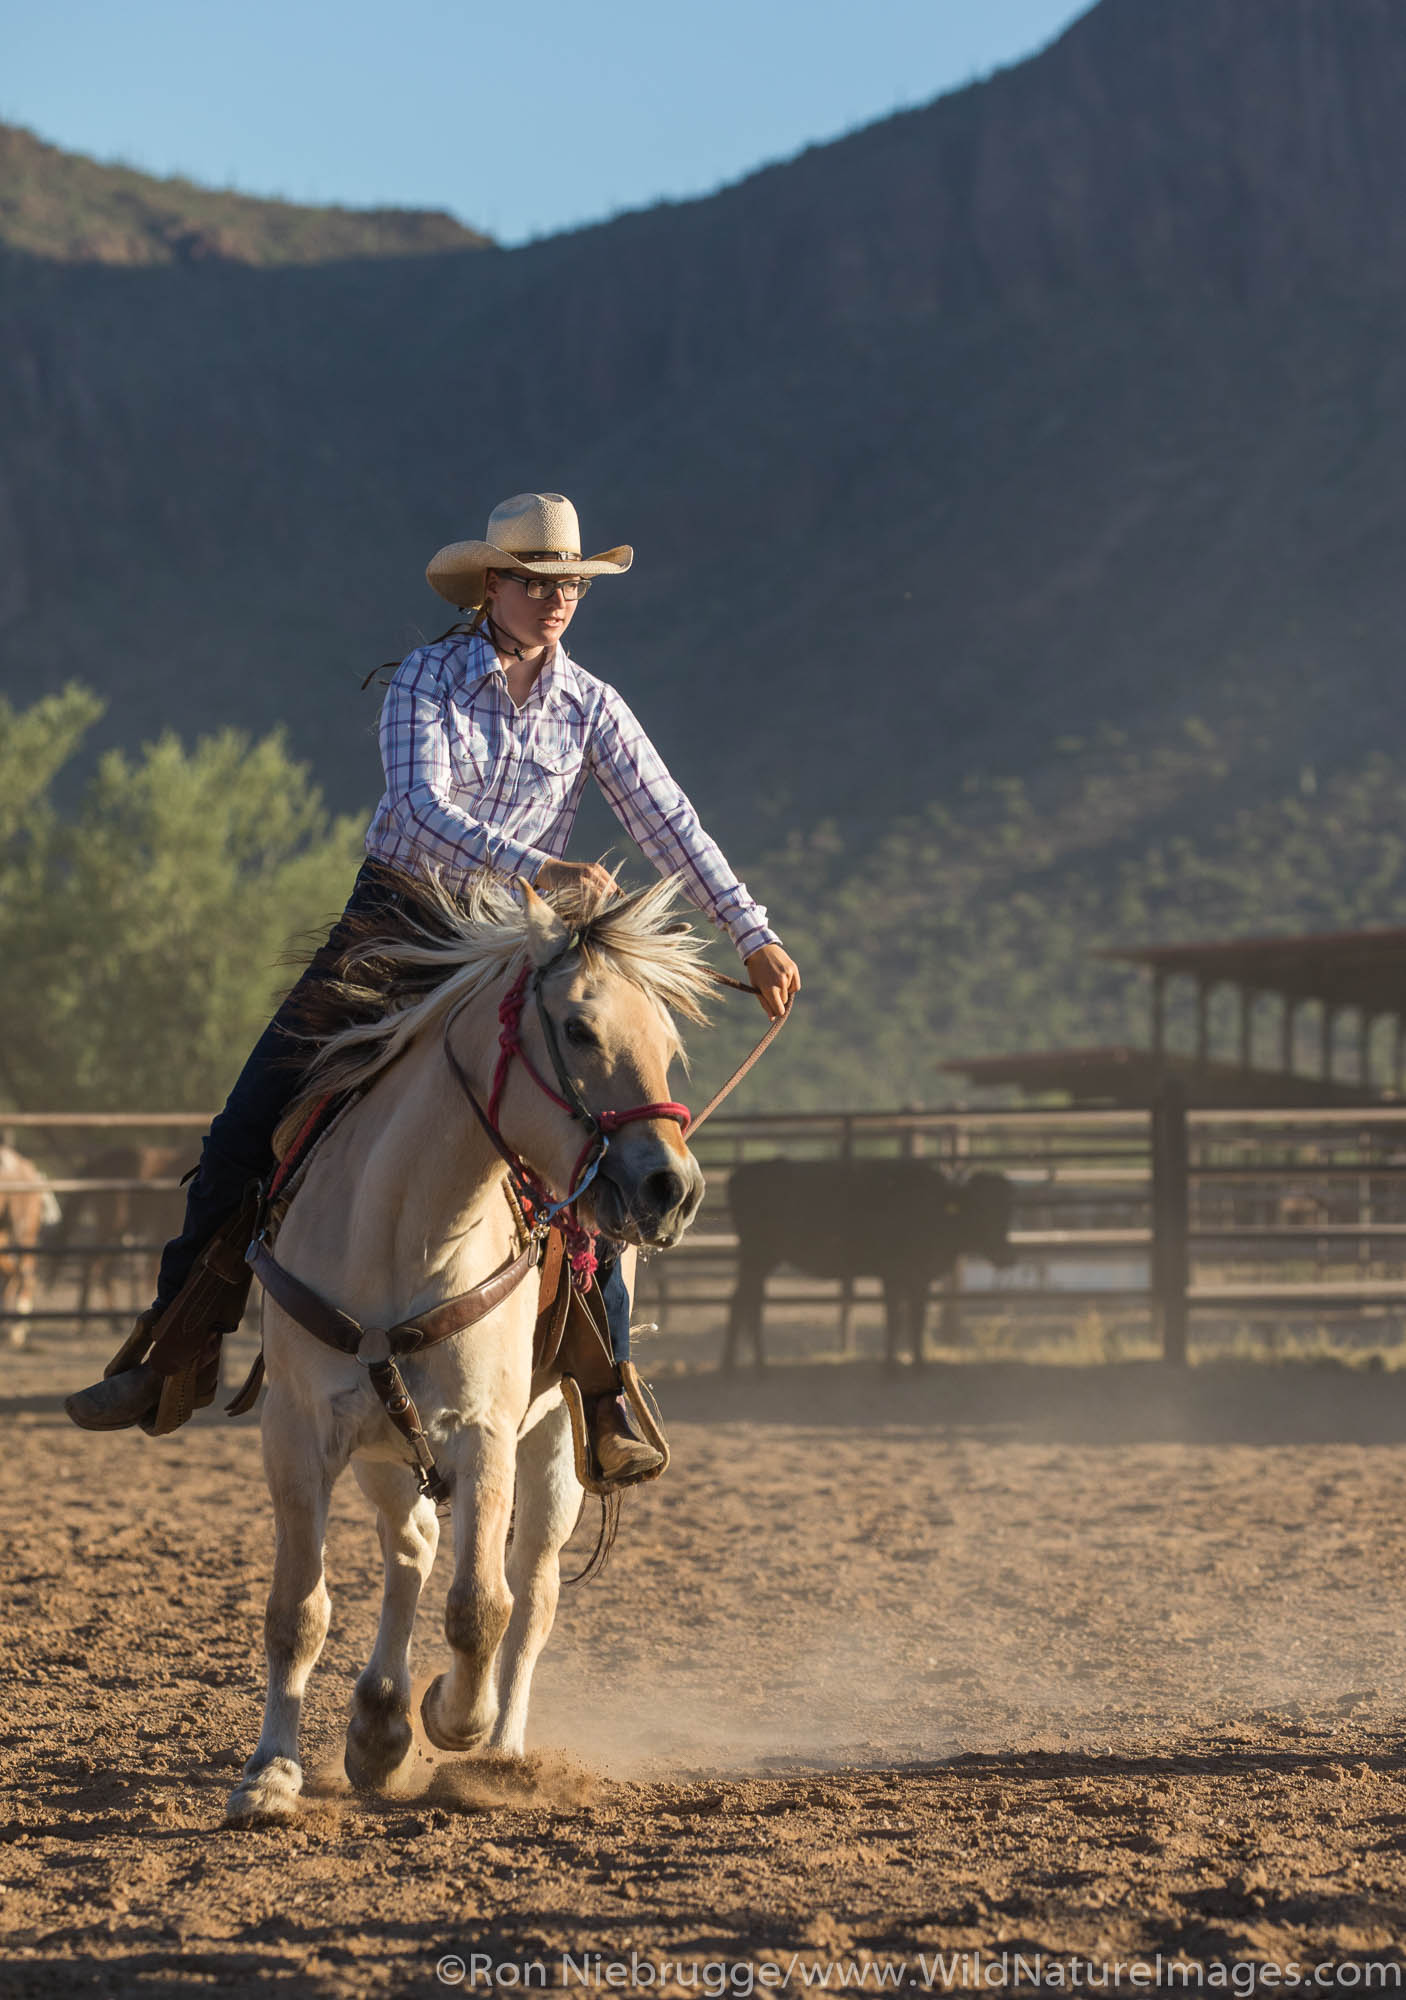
[486,1728,528,1760]
[420,1675,492,1754]
[223,1755,303,1828]
[344,1708,414,1792]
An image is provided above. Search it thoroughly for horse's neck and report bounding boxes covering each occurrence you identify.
[280,998,516,1324]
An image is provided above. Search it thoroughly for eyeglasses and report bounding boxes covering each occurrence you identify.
[510,573,593,602]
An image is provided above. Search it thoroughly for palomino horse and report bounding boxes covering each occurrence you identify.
[226,874,710,1826]
[0,1142,61,1345]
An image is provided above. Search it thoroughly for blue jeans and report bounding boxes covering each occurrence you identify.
[155,861,632,1367]
[595,1247,630,1366]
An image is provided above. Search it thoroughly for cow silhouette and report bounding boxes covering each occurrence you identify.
[724,1158,1016,1369]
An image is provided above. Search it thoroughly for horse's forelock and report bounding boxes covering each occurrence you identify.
[284,869,711,1125]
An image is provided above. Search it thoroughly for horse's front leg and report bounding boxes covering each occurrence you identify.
[911,1278,930,1364]
[882,1277,904,1368]
[344,1456,439,1792]
[725,1259,767,1371]
[491,1397,583,1757]
[420,1424,517,1753]
[226,1390,344,1826]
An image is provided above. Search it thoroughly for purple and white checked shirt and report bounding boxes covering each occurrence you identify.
[364,631,779,960]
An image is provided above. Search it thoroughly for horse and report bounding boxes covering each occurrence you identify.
[49,1143,188,1314]
[0,1142,61,1345]
[224,873,711,1827]
[723,1157,1016,1370]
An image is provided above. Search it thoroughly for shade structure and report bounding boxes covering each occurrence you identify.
[945,924,1406,1107]
[940,1046,1388,1110]
[1098,926,1406,1014]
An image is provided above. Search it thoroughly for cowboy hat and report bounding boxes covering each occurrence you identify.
[426,492,633,608]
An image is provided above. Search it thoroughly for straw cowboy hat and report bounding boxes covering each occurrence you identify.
[426,492,633,608]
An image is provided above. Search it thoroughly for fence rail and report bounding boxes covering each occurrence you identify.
[7,1097,1406,1358]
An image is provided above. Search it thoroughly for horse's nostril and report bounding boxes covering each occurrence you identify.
[641,1168,688,1217]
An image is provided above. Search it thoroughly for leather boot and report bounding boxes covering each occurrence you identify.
[67,1325,226,1436]
[589,1391,665,1482]
[65,1361,163,1431]
[65,1190,256,1437]
[65,1305,164,1431]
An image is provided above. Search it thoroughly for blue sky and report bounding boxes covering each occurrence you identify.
[3,0,1089,244]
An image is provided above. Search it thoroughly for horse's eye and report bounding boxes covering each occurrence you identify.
[563,1018,598,1050]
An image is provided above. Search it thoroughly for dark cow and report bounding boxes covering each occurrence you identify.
[724,1158,1017,1369]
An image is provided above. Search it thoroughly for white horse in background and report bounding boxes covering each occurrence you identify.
[226,874,710,1827]
[0,1142,61,1345]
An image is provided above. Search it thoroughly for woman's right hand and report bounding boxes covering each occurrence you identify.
[535,858,618,902]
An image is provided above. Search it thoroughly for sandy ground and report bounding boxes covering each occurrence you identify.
[7,1325,1406,1996]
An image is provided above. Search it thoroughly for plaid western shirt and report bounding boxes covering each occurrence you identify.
[364,631,779,960]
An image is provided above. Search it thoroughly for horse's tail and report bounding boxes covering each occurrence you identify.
[562,1490,622,1587]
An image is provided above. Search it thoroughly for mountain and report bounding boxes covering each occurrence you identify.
[3,0,1405,865]
[0,123,491,264]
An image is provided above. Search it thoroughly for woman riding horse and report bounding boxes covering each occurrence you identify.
[67,492,800,1480]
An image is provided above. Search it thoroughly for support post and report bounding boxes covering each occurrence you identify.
[1320,1003,1337,1083]
[1396,1014,1406,1097]
[1194,980,1210,1069]
[1280,996,1297,1075]
[837,1114,856,1354]
[1238,986,1253,1073]
[1358,1011,1373,1090]
[1151,1078,1190,1367]
[1151,971,1168,1059]
[938,1120,969,1349]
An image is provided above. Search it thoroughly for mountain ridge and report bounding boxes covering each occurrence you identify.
[0,121,492,265]
[2,0,1403,876]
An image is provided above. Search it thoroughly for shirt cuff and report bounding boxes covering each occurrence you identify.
[733,921,781,961]
[489,835,551,881]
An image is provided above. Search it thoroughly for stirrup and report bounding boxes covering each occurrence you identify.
[560,1361,670,1495]
[103,1304,164,1380]
[140,1336,222,1437]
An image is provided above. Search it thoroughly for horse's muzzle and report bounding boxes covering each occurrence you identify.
[591,1145,705,1249]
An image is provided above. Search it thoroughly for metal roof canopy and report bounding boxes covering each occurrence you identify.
[1100,926,1406,1014]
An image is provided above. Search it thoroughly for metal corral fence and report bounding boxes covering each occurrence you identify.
[6,1094,1406,1361]
[0,1112,205,1332]
[632,1090,1406,1365]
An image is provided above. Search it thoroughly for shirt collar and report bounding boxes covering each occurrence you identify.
[454,629,587,715]
[533,642,589,715]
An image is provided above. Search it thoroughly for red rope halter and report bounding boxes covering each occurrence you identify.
[479,962,692,1285]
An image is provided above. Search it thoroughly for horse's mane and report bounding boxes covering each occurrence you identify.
[275,868,714,1151]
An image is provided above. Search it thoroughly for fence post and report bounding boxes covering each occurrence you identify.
[837,1114,856,1354]
[1151,1079,1190,1365]
[936,1119,969,1349]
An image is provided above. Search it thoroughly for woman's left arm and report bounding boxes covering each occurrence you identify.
[590,687,800,1018]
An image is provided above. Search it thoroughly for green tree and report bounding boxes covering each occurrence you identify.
[0,698,366,1110]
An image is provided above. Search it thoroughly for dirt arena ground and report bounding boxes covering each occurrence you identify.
[7,1325,1406,1996]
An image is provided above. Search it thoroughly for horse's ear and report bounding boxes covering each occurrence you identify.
[520,880,571,968]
